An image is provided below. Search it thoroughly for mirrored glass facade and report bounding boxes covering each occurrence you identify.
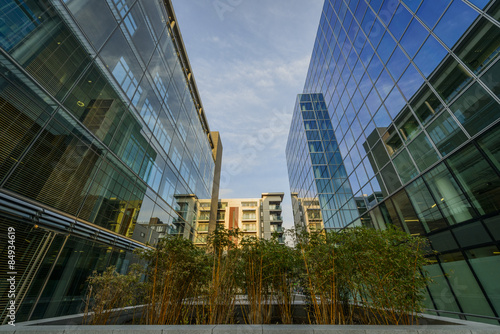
[287,0,500,324]
[0,0,220,322]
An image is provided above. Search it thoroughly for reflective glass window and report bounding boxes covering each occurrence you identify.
[372,140,390,170]
[382,125,403,156]
[393,149,418,183]
[406,178,448,232]
[385,88,406,118]
[407,132,440,171]
[377,32,396,64]
[455,18,500,75]
[434,0,479,48]
[397,63,424,100]
[429,231,458,253]
[426,110,467,156]
[481,60,500,98]
[449,82,498,136]
[484,216,500,241]
[410,85,443,125]
[477,122,500,172]
[400,18,429,57]
[429,56,473,104]
[467,0,491,9]
[423,163,476,224]
[395,107,420,142]
[424,262,462,314]
[124,3,157,63]
[388,4,412,40]
[392,189,425,234]
[367,51,383,80]
[375,69,394,100]
[453,222,492,248]
[66,0,117,50]
[401,0,422,12]
[368,18,384,47]
[466,246,500,316]
[447,144,500,216]
[440,253,495,319]
[414,34,448,77]
[386,47,409,81]
[416,0,451,29]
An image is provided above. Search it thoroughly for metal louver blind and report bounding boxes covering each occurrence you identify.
[0,215,55,324]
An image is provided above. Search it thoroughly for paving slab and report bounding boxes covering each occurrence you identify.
[163,325,215,334]
[310,324,366,334]
[262,324,314,333]
[213,324,263,334]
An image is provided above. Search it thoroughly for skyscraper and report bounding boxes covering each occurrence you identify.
[286,0,500,324]
[0,0,221,322]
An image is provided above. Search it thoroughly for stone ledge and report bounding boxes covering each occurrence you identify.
[0,324,499,334]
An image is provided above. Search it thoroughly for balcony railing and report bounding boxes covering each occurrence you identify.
[269,205,282,210]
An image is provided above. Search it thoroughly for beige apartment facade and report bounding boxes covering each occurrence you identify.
[195,192,284,245]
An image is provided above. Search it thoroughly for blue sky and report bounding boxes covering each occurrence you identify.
[171,0,324,227]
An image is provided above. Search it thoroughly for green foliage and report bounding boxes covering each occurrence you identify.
[83,265,143,325]
[296,227,431,324]
[83,226,430,325]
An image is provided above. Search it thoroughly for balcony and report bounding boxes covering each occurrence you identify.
[269,205,282,210]
[270,215,283,221]
[270,226,284,233]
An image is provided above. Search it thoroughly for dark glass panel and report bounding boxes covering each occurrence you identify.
[4,111,103,217]
[455,18,500,75]
[466,245,500,316]
[410,85,443,125]
[62,64,128,147]
[423,163,476,224]
[393,149,418,184]
[429,231,458,253]
[426,110,468,156]
[406,178,448,232]
[391,189,425,234]
[453,221,492,248]
[372,140,390,169]
[480,59,500,98]
[424,261,462,314]
[381,125,403,156]
[477,122,500,172]
[394,107,420,142]
[449,82,498,136]
[0,63,58,183]
[407,132,440,171]
[440,251,496,319]
[483,216,500,241]
[429,57,473,104]
[447,144,500,215]
[380,162,401,194]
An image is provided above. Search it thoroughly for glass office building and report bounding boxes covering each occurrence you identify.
[286,0,500,324]
[0,0,221,322]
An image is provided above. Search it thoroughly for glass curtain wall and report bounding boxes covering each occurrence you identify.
[287,0,500,324]
[0,0,217,322]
